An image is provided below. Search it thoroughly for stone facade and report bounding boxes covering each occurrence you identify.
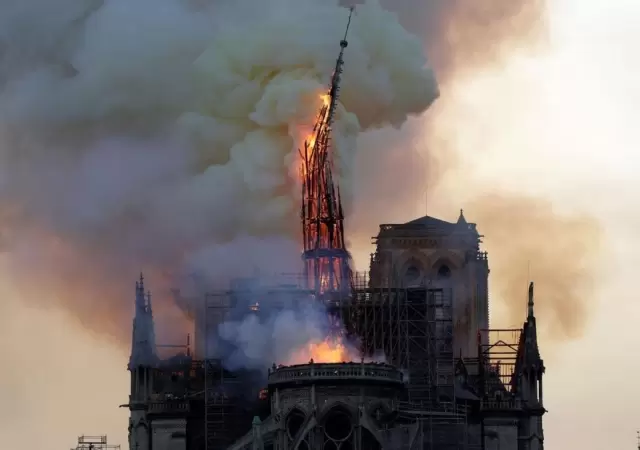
[227,362,406,450]
[124,214,545,450]
[371,212,489,358]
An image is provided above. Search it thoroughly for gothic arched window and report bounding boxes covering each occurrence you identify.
[404,265,421,284]
[437,264,452,279]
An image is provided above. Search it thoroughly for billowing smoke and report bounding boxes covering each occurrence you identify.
[348,0,604,340]
[463,194,602,337]
[382,0,549,77]
[349,0,551,235]
[215,300,359,370]
[0,0,617,447]
[0,0,438,347]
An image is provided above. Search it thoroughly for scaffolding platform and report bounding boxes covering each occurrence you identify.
[197,269,465,449]
[71,435,120,450]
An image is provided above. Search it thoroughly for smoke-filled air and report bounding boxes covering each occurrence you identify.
[0,0,437,348]
[348,0,604,340]
[3,0,636,448]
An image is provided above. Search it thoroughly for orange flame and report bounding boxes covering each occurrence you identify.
[321,93,330,108]
[295,93,331,187]
[285,335,359,365]
[304,94,330,151]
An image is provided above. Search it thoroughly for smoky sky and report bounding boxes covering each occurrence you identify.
[348,0,603,341]
[0,0,439,345]
[358,0,548,77]
[0,0,592,349]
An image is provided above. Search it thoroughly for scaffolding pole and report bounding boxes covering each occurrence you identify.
[199,268,467,450]
[203,290,245,450]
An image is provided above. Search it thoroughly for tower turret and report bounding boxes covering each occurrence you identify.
[515,281,546,450]
[129,273,157,369]
[523,282,543,376]
[127,273,157,450]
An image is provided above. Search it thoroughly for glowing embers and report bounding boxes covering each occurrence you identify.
[283,312,360,365]
[302,94,331,152]
[285,334,359,365]
[303,254,351,295]
[299,88,352,296]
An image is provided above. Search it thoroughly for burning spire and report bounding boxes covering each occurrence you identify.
[299,7,354,297]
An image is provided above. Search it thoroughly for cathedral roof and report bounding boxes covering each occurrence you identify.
[402,215,456,229]
[380,211,478,236]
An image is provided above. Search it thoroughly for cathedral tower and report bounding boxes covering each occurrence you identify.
[370,210,490,358]
[127,274,157,450]
[514,282,545,450]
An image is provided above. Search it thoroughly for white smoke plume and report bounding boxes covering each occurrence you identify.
[214,296,387,371]
[0,0,438,344]
[216,301,353,370]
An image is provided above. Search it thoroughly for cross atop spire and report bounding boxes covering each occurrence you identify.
[457,209,467,225]
[326,6,354,130]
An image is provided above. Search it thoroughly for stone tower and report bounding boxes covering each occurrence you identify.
[370,211,490,358]
[515,282,546,450]
[127,274,157,450]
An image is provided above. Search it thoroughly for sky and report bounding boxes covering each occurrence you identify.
[511,0,640,447]
[353,0,640,447]
[1,0,640,449]
[411,0,640,447]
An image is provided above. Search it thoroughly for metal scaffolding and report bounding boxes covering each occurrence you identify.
[199,268,466,449]
[203,360,237,450]
[478,328,522,402]
[203,292,246,450]
[70,436,120,450]
[347,272,465,450]
[345,271,454,408]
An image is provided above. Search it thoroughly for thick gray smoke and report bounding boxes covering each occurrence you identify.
[0,0,438,347]
[215,299,359,370]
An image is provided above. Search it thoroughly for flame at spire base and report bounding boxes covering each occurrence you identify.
[285,335,360,365]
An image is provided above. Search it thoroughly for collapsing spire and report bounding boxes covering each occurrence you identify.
[129,273,158,368]
[299,7,354,296]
